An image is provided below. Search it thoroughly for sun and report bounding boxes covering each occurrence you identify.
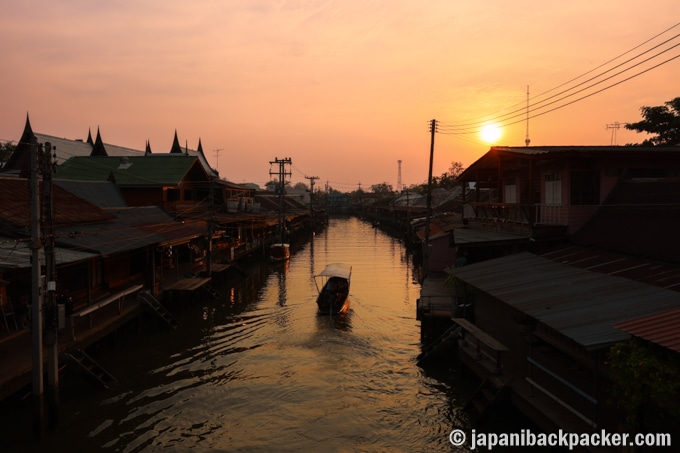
[480,124,502,143]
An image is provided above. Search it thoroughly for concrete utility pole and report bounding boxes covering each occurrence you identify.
[269,157,292,243]
[207,178,215,275]
[30,137,44,438]
[423,119,437,278]
[305,175,319,222]
[41,142,60,431]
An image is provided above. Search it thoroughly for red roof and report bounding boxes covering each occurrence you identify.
[0,177,114,229]
[615,308,680,353]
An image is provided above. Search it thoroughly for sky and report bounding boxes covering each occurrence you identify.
[1,1,678,191]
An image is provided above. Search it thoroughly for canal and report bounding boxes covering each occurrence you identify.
[12,216,476,452]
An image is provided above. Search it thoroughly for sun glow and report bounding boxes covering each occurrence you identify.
[480,124,502,143]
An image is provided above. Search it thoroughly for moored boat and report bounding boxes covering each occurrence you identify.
[314,263,352,315]
[270,243,290,261]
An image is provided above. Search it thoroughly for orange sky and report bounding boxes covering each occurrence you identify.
[1,2,678,190]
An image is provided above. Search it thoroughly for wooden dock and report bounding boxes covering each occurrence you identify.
[416,272,455,320]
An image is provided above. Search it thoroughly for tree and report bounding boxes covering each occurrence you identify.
[371,182,393,194]
[608,338,680,431]
[293,181,308,190]
[0,141,15,167]
[625,97,680,146]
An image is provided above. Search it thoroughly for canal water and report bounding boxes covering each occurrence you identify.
[12,217,475,452]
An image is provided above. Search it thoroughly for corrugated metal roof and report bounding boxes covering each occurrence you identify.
[55,180,127,208]
[0,236,98,271]
[541,246,680,291]
[55,208,204,256]
[448,252,680,350]
[34,132,144,166]
[614,308,680,353]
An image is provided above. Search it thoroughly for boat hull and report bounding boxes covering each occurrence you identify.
[316,276,350,315]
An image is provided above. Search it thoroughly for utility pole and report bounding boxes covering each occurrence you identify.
[269,157,292,243]
[305,175,319,223]
[397,160,402,191]
[606,122,620,146]
[30,137,44,438]
[207,177,215,275]
[41,142,59,431]
[423,119,437,278]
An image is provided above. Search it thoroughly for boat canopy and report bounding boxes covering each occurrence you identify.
[315,263,352,280]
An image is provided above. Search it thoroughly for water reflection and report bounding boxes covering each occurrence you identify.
[11,217,472,453]
[315,305,353,332]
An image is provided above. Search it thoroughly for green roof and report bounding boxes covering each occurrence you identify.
[57,155,207,186]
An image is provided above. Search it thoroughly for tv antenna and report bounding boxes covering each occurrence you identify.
[525,85,531,147]
[606,122,621,145]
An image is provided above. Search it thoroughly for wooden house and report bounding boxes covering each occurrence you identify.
[420,145,680,436]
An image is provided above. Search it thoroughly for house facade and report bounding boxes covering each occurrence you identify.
[457,145,680,236]
[419,145,680,439]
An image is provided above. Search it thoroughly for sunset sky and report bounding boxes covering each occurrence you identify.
[1,1,678,190]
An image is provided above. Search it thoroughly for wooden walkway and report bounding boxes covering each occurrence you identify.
[416,272,455,320]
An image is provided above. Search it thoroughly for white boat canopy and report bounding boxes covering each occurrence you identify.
[315,263,352,280]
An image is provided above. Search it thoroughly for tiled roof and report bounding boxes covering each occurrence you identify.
[55,155,206,186]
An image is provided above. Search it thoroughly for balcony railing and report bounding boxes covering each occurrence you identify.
[466,202,571,226]
[468,202,531,224]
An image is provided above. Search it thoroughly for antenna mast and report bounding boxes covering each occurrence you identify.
[525,85,531,147]
[606,122,620,145]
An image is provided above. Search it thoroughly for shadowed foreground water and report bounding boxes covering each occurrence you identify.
[12,217,474,452]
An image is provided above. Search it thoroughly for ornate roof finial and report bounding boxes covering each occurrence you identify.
[0,113,36,176]
[170,130,183,154]
[91,127,108,156]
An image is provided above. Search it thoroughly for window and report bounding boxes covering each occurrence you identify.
[544,172,562,205]
[504,176,517,203]
[570,171,599,205]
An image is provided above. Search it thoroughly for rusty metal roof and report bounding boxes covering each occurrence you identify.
[448,252,680,350]
[614,308,680,353]
[541,246,680,291]
[0,177,114,230]
[56,208,206,255]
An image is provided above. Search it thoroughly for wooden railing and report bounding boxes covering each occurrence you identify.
[466,202,571,226]
[453,318,508,375]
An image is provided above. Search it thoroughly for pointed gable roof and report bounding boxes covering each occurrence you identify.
[1,114,36,177]
[145,140,152,155]
[169,130,184,154]
[195,137,219,178]
[86,128,94,145]
[90,128,108,156]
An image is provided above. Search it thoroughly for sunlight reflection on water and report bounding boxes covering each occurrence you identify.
[28,217,471,452]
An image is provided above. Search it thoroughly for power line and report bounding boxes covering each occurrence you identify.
[436,23,680,134]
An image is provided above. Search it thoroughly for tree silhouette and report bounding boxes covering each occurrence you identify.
[625,97,680,146]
